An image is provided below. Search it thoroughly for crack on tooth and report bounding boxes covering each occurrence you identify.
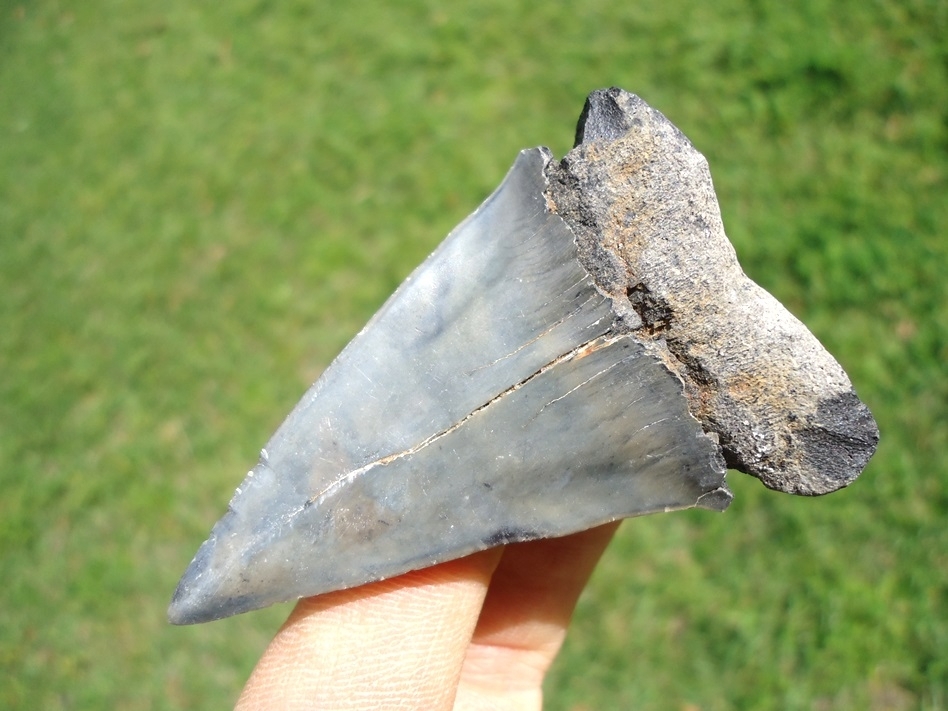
[304,333,623,511]
[465,292,608,375]
[532,356,625,419]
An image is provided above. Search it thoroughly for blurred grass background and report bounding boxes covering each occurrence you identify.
[1,0,945,708]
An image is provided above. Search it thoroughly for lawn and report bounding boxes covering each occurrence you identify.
[1,0,945,708]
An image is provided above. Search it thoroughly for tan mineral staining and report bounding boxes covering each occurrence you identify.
[547,88,877,494]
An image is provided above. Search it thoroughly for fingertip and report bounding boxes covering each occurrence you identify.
[236,549,503,710]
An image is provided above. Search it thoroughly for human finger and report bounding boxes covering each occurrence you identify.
[454,522,621,711]
[235,548,503,711]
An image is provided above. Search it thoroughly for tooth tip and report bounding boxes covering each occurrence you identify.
[168,502,296,624]
[167,574,238,625]
[167,536,232,625]
[167,586,201,626]
[167,561,212,625]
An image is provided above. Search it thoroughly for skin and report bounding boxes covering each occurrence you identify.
[236,521,620,710]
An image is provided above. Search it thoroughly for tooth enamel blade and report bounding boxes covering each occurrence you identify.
[168,147,728,624]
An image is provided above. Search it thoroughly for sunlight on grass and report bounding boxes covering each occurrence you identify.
[1,1,945,708]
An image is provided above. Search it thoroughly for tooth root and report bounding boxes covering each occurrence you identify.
[547,88,878,495]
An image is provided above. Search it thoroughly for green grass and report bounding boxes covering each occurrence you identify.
[1,0,945,708]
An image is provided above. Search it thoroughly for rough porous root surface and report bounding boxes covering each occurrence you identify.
[545,87,879,495]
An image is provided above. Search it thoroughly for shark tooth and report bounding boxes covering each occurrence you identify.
[169,88,877,625]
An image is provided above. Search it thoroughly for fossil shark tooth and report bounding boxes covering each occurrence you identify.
[168,88,877,625]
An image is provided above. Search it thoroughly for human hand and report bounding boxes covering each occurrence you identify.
[235,521,619,710]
